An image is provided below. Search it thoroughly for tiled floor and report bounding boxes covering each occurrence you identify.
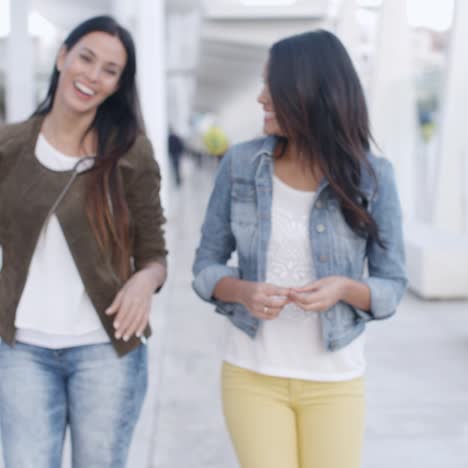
[1,158,468,468]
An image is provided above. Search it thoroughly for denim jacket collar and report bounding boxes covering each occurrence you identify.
[252,135,376,202]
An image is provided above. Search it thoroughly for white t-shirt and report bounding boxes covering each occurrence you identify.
[15,134,110,348]
[224,175,366,381]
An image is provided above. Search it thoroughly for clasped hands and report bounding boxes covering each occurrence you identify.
[241,276,347,320]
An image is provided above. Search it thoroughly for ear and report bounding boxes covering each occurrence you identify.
[56,45,67,72]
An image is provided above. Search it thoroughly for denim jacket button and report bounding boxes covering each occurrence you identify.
[315,200,323,209]
[316,224,326,233]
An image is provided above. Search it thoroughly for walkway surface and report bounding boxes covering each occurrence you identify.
[1,159,468,468]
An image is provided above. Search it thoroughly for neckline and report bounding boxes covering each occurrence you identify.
[23,115,93,176]
[39,133,95,159]
[36,133,95,173]
[273,174,316,196]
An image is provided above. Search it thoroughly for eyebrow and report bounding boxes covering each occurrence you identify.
[81,47,123,69]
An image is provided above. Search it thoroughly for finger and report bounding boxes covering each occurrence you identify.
[292,298,326,312]
[123,305,150,341]
[105,291,123,316]
[291,282,320,293]
[289,292,321,310]
[135,312,150,338]
[262,314,275,320]
[266,306,283,318]
[116,302,141,340]
[256,304,282,320]
[264,297,290,308]
[113,297,136,337]
[264,284,292,297]
[288,291,319,303]
[256,290,290,308]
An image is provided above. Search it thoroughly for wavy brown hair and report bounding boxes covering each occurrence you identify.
[268,29,384,247]
[34,16,144,281]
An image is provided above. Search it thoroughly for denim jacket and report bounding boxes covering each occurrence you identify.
[192,136,407,351]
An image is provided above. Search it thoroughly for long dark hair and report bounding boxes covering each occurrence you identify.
[268,29,383,246]
[34,15,144,281]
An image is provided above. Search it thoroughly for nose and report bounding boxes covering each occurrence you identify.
[87,64,100,82]
[257,84,267,105]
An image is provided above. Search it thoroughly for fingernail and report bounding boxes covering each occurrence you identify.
[136,332,142,338]
[115,332,121,339]
[105,309,111,315]
[123,336,129,342]
[113,322,119,329]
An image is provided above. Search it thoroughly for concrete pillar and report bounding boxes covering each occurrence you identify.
[135,0,169,202]
[432,0,468,234]
[167,11,200,137]
[120,5,171,467]
[369,0,417,219]
[6,0,35,122]
[335,0,360,73]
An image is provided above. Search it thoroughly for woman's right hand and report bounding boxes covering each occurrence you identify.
[238,281,291,320]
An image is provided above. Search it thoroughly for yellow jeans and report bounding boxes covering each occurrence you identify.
[222,362,365,468]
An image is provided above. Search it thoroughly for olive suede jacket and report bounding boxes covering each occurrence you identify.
[0,116,167,356]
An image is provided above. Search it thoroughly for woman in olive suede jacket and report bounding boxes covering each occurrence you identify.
[0,16,167,468]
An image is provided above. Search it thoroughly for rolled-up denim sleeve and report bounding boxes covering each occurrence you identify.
[192,149,240,313]
[357,158,408,321]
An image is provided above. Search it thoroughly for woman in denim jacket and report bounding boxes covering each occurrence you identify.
[193,30,406,468]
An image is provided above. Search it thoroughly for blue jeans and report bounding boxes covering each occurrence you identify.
[0,340,148,468]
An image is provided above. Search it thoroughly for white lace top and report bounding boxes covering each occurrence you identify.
[224,175,366,381]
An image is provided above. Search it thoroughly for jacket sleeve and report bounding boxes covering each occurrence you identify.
[126,136,168,274]
[192,148,240,314]
[356,158,408,321]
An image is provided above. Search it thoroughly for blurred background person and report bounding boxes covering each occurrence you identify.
[168,127,185,186]
[202,124,229,161]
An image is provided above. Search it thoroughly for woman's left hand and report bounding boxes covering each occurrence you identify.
[105,266,164,341]
[288,276,347,312]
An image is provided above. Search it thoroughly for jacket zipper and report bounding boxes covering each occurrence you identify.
[12,156,94,344]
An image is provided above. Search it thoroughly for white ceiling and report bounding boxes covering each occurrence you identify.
[167,0,201,13]
[31,0,113,33]
[194,15,324,112]
[2,0,330,116]
[194,38,267,112]
[202,0,328,19]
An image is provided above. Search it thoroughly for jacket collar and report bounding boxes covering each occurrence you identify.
[254,135,376,200]
[253,135,277,160]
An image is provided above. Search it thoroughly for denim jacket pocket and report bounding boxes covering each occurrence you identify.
[231,178,257,227]
[232,177,256,201]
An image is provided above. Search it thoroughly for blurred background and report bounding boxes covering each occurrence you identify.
[0,1,467,467]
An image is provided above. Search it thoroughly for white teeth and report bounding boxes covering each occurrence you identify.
[74,81,95,96]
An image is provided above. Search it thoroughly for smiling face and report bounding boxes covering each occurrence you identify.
[257,65,284,137]
[55,31,127,116]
